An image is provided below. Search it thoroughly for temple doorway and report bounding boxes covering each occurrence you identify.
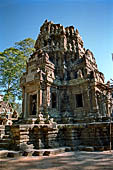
[30,94,37,115]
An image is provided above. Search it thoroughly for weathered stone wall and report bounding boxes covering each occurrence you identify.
[1,122,112,151]
[56,122,112,151]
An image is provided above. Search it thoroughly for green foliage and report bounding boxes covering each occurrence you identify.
[15,38,35,58]
[0,38,35,107]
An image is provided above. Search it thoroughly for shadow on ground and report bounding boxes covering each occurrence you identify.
[0,151,113,170]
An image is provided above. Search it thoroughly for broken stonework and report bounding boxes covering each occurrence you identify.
[0,95,19,125]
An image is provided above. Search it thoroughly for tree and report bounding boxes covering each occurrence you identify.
[14,38,35,72]
[15,38,35,58]
[0,38,35,107]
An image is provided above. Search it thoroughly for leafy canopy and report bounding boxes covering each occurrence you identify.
[0,38,35,107]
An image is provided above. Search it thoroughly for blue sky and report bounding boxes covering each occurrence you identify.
[0,0,113,82]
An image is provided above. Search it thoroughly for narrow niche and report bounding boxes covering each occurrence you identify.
[30,94,37,115]
[52,93,57,108]
[76,94,83,107]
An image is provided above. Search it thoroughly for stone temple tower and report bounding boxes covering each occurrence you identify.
[20,20,111,123]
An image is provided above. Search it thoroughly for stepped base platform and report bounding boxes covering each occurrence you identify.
[0,147,72,158]
[0,122,113,153]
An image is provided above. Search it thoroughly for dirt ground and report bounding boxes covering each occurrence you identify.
[0,151,113,170]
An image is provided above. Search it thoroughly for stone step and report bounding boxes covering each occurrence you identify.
[0,142,9,149]
[0,150,20,158]
[7,151,20,157]
[19,143,34,151]
[94,146,105,151]
[2,135,10,139]
[0,139,10,143]
[25,147,72,156]
[0,147,72,158]
[0,150,9,158]
[5,132,10,135]
[78,145,94,152]
[0,126,5,129]
[78,145,110,151]
[0,129,5,132]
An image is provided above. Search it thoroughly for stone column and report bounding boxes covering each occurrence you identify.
[22,88,25,117]
[92,89,99,113]
[47,128,59,148]
[46,85,50,107]
[24,92,27,119]
[36,90,38,116]
[87,85,91,113]
[56,88,59,111]
[45,84,48,113]
[38,88,41,115]
[27,94,30,116]
[40,88,43,112]
[64,127,76,148]
[106,91,111,117]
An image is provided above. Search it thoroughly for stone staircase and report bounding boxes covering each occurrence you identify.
[0,125,11,150]
[0,135,11,150]
[0,125,5,139]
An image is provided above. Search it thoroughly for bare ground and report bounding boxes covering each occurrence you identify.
[0,151,113,170]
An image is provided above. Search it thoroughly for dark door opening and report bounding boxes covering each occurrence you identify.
[30,94,37,115]
[76,94,83,107]
[52,93,56,108]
